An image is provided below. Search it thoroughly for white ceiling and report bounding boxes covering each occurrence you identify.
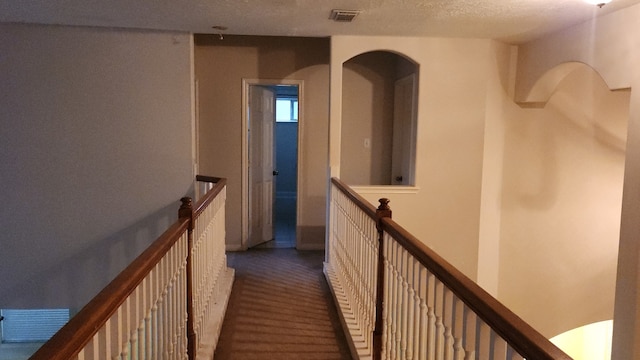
[0,0,638,43]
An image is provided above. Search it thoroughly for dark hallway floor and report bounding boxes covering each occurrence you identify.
[254,196,297,249]
[214,249,352,359]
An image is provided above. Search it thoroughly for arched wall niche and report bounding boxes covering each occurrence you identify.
[342,48,419,66]
[339,50,419,186]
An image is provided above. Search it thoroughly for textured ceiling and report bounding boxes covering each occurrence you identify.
[0,0,639,43]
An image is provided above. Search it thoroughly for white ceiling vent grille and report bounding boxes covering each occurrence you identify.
[330,9,360,22]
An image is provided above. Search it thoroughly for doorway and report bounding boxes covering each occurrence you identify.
[242,79,302,249]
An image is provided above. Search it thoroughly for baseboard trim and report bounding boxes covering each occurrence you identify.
[195,267,235,360]
[225,244,245,252]
[323,262,372,360]
[296,242,325,250]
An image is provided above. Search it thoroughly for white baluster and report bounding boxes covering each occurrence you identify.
[492,332,508,360]
[140,277,149,360]
[443,288,454,360]
[405,255,416,360]
[150,299,158,359]
[426,272,436,360]
[452,297,465,360]
[399,249,410,360]
[156,263,165,358]
[144,270,154,359]
[130,288,139,360]
[382,235,390,360]
[478,321,491,360]
[370,218,375,348]
[97,321,110,359]
[111,306,123,360]
[121,297,131,360]
[463,308,476,360]
[418,267,428,360]
[168,245,177,359]
[358,214,365,345]
[434,281,445,359]
[392,241,401,359]
[80,334,96,360]
[160,255,169,359]
[181,244,188,357]
[83,332,96,360]
[182,236,188,357]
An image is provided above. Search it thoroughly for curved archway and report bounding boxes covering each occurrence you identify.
[518,61,618,107]
[340,50,419,186]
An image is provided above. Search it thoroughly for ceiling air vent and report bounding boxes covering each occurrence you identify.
[330,9,360,22]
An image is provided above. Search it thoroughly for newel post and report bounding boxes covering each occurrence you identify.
[373,198,391,360]
[179,197,197,360]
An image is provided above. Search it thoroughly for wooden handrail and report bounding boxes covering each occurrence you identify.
[330,177,571,360]
[29,219,190,360]
[195,174,222,184]
[331,177,377,219]
[193,177,227,219]
[382,218,570,359]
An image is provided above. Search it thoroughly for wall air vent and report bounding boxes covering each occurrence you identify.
[330,9,360,22]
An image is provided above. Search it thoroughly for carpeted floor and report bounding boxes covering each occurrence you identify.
[214,249,352,360]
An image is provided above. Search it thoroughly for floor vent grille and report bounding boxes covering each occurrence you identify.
[1,309,69,343]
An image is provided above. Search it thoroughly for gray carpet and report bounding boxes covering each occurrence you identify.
[214,249,352,360]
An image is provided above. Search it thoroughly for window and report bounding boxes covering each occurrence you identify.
[276,98,298,122]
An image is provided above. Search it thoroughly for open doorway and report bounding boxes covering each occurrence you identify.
[242,79,302,249]
[272,85,298,248]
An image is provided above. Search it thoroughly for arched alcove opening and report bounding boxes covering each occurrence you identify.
[500,62,630,338]
[340,50,418,186]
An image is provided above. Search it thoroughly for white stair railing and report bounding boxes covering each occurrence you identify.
[325,177,572,360]
[326,186,379,358]
[187,179,234,359]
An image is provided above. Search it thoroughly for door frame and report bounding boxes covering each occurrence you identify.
[391,73,418,186]
[241,78,304,250]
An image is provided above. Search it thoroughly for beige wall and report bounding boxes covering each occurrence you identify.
[514,4,640,357]
[331,36,493,280]
[500,66,628,338]
[475,41,516,296]
[194,35,330,250]
[0,23,195,310]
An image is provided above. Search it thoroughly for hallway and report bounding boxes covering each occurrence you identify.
[214,249,351,359]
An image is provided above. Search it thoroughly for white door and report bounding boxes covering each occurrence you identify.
[248,85,276,247]
[391,74,417,185]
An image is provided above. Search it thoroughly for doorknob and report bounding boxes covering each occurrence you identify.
[273,170,279,176]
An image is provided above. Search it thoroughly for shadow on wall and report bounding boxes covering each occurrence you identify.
[0,189,193,312]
